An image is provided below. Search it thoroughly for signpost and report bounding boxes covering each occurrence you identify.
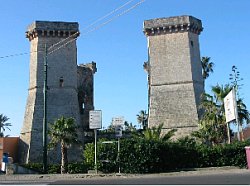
[224,87,239,142]
[89,110,102,174]
[89,110,102,129]
[112,117,124,127]
[111,117,124,174]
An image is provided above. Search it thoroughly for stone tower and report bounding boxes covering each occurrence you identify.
[143,15,204,137]
[77,62,97,129]
[19,21,86,163]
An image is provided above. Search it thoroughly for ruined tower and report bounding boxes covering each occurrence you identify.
[143,15,204,137]
[77,62,97,129]
[19,21,84,163]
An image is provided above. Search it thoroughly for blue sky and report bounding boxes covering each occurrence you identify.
[0,0,249,136]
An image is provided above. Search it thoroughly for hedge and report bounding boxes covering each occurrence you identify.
[84,138,249,173]
[23,139,249,174]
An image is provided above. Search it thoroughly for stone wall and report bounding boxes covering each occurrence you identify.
[143,15,204,138]
[19,21,84,164]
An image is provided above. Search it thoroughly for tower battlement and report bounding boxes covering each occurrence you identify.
[26,21,79,41]
[143,15,203,36]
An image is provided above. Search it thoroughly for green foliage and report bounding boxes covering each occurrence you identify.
[0,114,11,137]
[83,142,95,169]
[84,137,249,174]
[23,139,249,174]
[22,162,88,174]
[201,56,214,80]
[48,116,80,174]
[68,162,88,174]
[196,141,248,168]
[48,116,80,149]
[137,123,177,142]
[136,110,148,130]
[21,163,43,173]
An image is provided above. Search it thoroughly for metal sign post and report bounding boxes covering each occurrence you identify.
[115,125,123,174]
[117,137,121,174]
[89,110,102,174]
[94,129,97,174]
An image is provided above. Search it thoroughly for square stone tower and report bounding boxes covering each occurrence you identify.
[143,15,204,138]
[19,21,84,163]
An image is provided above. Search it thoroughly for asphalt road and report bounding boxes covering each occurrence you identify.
[51,172,250,185]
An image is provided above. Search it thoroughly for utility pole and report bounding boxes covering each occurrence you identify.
[43,44,48,173]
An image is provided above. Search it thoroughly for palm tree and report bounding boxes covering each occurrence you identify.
[136,110,148,130]
[48,116,80,174]
[201,56,214,80]
[0,114,11,137]
[237,98,250,141]
[211,84,232,103]
[124,121,136,132]
[212,84,233,142]
[142,123,177,142]
[197,93,226,145]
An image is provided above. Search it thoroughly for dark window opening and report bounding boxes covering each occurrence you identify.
[59,77,64,87]
[190,41,194,47]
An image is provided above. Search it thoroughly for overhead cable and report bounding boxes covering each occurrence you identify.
[0,0,146,59]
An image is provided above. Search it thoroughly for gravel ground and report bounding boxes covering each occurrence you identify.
[0,166,249,182]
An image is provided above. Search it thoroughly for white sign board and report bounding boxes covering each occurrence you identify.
[224,89,236,123]
[89,110,102,129]
[112,117,124,126]
[115,125,123,138]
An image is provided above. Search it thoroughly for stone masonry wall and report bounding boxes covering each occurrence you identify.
[144,15,204,138]
[19,21,83,164]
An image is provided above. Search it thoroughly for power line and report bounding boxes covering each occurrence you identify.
[82,0,135,31]
[81,0,146,37]
[48,31,80,51]
[49,0,146,55]
[48,0,137,52]
[48,38,77,55]
[0,0,146,59]
[48,0,136,52]
[0,50,41,59]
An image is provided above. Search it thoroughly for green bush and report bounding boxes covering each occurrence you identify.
[83,138,249,174]
[22,162,88,174]
[23,138,250,174]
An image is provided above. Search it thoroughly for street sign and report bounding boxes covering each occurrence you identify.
[89,110,102,129]
[224,89,236,123]
[115,125,123,138]
[112,117,124,126]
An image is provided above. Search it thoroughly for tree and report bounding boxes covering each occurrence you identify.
[48,116,80,174]
[195,93,227,145]
[136,110,148,130]
[142,123,177,142]
[124,121,136,132]
[229,65,243,98]
[201,56,214,80]
[229,65,249,140]
[237,98,250,140]
[196,83,233,145]
[0,114,11,137]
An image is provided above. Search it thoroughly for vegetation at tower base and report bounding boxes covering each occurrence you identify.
[229,65,250,139]
[0,114,11,137]
[195,59,249,145]
[48,116,81,174]
[83,137,249,174]
[22,139,248,174]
